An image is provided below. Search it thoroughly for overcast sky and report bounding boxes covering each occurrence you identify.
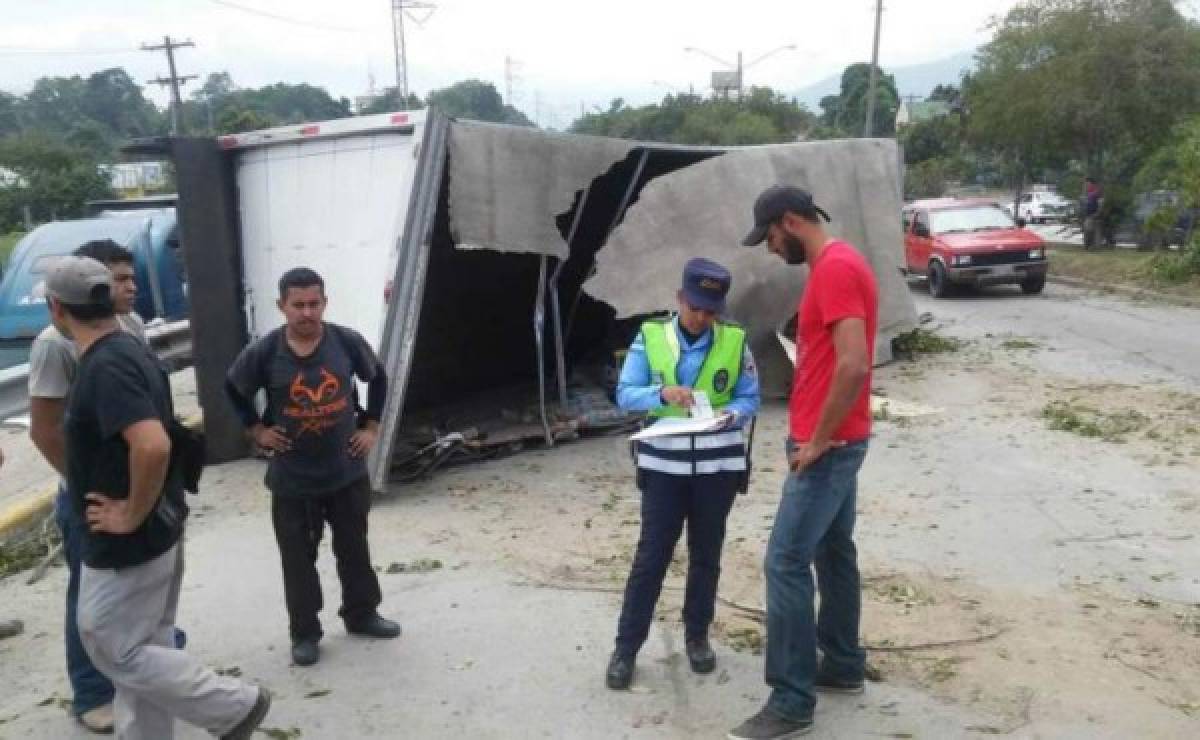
[3,0,1186,129]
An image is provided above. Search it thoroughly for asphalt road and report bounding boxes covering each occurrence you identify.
[907,279,1200,393]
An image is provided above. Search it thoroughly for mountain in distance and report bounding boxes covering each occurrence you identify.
[791,49,977,110]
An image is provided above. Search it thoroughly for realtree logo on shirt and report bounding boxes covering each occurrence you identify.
[283,368,348,437]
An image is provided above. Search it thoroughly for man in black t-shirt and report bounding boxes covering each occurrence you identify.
[49,256,271,739]
[225,267,398,668]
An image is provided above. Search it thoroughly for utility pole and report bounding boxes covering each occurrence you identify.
[505,56,522,107]
[142,36,196,136]
[391,1,436,106]
[505,57,514,105]
[863,0,884,138]
[736,51,744,102]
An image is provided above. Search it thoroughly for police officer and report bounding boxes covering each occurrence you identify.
[606,257,761,690]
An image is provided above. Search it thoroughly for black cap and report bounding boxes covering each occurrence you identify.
[742,185,831,246]
[680,257,732,313]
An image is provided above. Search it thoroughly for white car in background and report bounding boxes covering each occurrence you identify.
[1003,189,1074,224]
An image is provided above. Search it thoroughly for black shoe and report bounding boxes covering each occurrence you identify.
[685,637,716,674]
[605,650,635,690]
[727,706,813,739]
[346,613,402,639]
[291,639,320,666]
[221,686,272,740]
[814,670,865,694]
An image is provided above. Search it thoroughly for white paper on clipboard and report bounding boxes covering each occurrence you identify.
[630,416,725,441]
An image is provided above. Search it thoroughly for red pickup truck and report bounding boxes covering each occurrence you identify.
[902,198,1048,298]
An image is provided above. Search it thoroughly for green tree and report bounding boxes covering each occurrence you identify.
[0,92,22,137]
[928,84,961,104]
[1134,115,1200,265]
[184,74,354,134]
[242,82,351,122]
[183,72,236,133]
[900,115,961,165]
[569,88,814,145]
[359,88,425,115]
[63,120,113,158]
[23,76,88,135]
[426,79,533,126]
[819,63,899,136]
[968,0,1200,192]
[196,71,235,101]
[18,69,164,151]
[81,68,163,140]
[900,115,976,199]
[216,108,275,134]
[0,133,112,230]
[741,87,814,137]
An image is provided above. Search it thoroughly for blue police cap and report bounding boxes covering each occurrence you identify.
[680,257,731,313]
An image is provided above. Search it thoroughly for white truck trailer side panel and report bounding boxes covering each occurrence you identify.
[235,130,418,347]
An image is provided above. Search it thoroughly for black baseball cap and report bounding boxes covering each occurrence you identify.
[741,185,831,246]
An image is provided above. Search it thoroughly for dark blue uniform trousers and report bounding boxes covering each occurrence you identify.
[614,469,741,656]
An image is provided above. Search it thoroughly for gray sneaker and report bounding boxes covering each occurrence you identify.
[221,687,272,740]
[727,706,813,739]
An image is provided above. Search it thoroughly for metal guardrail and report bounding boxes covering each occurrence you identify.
[0,320,191,424]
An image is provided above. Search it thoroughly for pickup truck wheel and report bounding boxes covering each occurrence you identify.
[928,260,950,298]
[1020,276,1046,295]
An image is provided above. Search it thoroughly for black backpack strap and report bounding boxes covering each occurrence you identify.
[324,323,369,422]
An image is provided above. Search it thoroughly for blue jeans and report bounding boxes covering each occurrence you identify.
[55,488,115,717]
[764,441,868,721]
[614,470,740,656]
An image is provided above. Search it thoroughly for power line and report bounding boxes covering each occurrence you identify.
[142,36,197,136]
[0,45,140,56]
[208,0,362,33]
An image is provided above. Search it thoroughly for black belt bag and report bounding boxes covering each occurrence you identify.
[168,418,206,494]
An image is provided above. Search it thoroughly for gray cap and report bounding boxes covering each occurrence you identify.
[44,256,113,307]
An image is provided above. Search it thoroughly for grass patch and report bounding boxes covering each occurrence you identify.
[1049,243,1200,300]
[725,627,763,655]
[892,328,962,356]
[925,655,964,683]
[1041,400,1149,442]
[385,558,443,574]
[1000,338,1040,350]
[0,541,45,577]
[0,532,58,579]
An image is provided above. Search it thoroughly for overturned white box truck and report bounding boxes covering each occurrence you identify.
[136,109,916,492]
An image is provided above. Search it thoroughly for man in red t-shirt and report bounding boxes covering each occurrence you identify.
[729,185,879,740]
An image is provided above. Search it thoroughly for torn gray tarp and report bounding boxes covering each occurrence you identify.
[585,137,917,394]
[447,120,635,257]
[373,123,918,488]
